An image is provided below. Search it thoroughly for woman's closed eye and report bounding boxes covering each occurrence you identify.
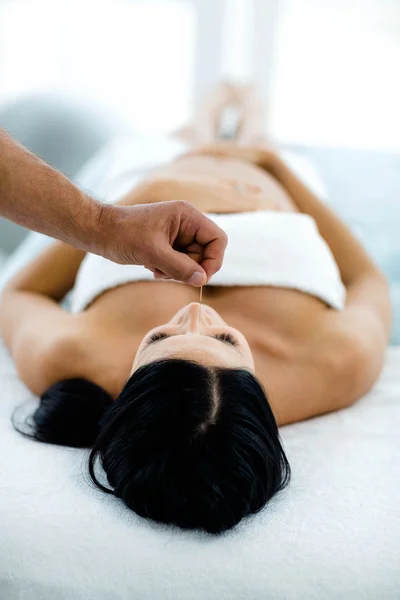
[214,332,238,346]
[147,332,169,344]
[146,331,239,347]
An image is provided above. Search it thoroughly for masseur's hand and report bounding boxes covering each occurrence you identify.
[0,129,227,287]
[98,201,228,286]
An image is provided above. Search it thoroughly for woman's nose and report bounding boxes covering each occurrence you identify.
[182,302,210,332]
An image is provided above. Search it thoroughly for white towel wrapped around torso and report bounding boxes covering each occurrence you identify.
[70,210,346,313]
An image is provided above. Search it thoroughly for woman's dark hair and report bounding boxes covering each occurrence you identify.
[11,378,113,448]
[12,359,290,534]
[88,359,291,534]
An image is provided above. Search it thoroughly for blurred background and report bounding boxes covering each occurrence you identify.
[0,0,399,341]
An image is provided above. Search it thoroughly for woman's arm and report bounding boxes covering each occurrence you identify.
[0,241,88,394]
[2,241,86,300]
[266,154,382,287]
[264,153,392,404]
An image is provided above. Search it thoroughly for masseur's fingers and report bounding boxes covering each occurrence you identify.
[152,202,228,285]
[152,241,203,280]
[102,201,228,286]
[154,247,207,286]
[187,220,228,281]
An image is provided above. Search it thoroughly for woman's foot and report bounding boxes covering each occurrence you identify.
[173,81,268,146]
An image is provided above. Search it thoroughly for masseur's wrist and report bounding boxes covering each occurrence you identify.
[87,201,123,260]
[89,201,149,266]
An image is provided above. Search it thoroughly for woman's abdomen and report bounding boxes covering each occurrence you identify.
[166,155,299,213]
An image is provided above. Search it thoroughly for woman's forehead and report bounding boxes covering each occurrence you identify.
[139,334,243,368]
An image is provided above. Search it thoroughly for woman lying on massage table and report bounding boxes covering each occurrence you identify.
[0,84,391,534]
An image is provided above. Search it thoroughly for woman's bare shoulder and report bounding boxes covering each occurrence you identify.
[29,321,91,395]
[309,306,388,407]
[251,303,386,426]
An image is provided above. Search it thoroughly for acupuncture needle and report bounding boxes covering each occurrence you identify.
[198,285,203,326]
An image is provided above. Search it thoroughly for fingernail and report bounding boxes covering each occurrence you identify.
[188,271,205,286]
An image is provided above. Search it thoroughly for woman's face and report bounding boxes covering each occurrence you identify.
[131,303,254,374]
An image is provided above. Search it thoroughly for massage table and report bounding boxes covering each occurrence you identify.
[0,137,399,599]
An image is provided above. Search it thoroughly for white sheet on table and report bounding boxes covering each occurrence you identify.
[0,338,399,600]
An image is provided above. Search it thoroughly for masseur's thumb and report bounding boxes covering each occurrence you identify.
[154,247,207,287]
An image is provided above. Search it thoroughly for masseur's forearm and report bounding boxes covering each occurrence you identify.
[0,128,102,250]
[267,153,382,286]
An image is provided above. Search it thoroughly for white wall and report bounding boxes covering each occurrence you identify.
[0,0,398,149]
[268,0,400,149]
[0,0,195,133]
